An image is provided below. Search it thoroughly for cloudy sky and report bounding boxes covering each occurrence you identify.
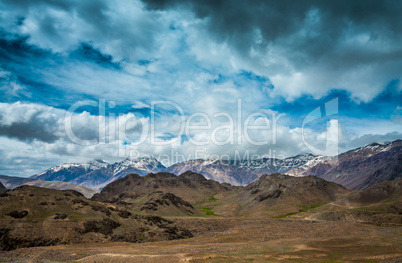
[0,0,401,176]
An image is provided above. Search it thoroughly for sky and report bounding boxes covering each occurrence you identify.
[0,0,401,177]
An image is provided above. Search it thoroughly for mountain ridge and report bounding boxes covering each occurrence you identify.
[287,139,402,189]
[29,139,402,190]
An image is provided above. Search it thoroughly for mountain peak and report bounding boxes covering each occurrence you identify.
[120,156,165,169]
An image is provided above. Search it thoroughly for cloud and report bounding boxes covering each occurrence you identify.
[0,102,65,142]
[143,0,402,102]
[1,0,166,60]
[1,0,400,104]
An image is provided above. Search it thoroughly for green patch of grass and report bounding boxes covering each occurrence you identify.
[199,206,218,216]
[274,203,328,218]
[302,203,327,210]
[274,212,300,219]
[208,194,217,202]
[282,247,295,253]
[196,194,219,216]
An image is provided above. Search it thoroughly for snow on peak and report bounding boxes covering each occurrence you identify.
[85,159,109,170]
[349,141,395,158]
[112,157,164,175]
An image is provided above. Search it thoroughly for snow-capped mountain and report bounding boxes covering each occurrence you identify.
[165,153,317,186]
[287,140,402,190]
[113,157,164,176]
[30,140,402,190]
[31,159,109,182]
[31,157,165,189]
[31,154,318,188]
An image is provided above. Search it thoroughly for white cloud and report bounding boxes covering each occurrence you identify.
[1,101,400,176]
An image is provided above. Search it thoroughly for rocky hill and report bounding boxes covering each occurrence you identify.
[0,185,192,251]
[93,172,235,202]
[345,178,402,207]
[218,173,350,218]
[0,181,6,194]
[307,178,402,225]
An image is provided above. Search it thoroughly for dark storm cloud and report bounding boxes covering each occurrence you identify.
[1,0,110,30]
[0,109,61,142]
[70,43,120,69]
[142,0,402,70]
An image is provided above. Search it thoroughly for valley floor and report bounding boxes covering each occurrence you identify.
[1,217,401,262]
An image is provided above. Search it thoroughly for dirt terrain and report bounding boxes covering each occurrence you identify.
[1,218,401,262]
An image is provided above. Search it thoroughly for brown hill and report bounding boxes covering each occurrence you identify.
[92,172,234,204]
[306,179,402,225]
[125,192,205,217]
[92,172,354,218]
[0,185,192,251]
[230,173,349,217]
[346,178,402,206]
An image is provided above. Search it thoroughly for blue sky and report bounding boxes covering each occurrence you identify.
[0,0,401,176]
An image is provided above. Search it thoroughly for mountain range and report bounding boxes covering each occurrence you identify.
[24,140,401,191]
[26,153,319,189]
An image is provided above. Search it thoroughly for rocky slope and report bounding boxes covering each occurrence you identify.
[92,172,234,204]
[345,178,402,207]
[287,140,402,190]
[0,181,6,194]
[230,173,349,217]
[0,185,192,251]
[308,179,402,225]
